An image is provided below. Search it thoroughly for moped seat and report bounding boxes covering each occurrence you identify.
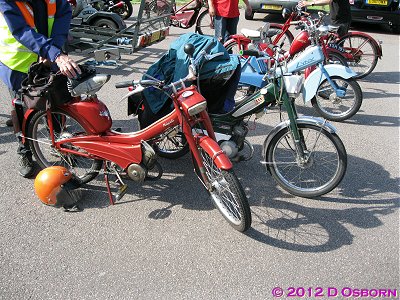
[241,28,262,39]
[241,28,281,39]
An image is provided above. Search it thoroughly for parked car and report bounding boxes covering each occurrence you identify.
[246,0,400,33]
[350,0,400,33]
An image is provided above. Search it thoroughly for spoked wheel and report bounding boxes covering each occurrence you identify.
[311,76,363,121]
[337,33,379,79]
[28,110,103,184]
[224,39,243,56]
[153,126,189,159]
[195,148,251,232]
[265,123,347,198]
[196,10,214,36]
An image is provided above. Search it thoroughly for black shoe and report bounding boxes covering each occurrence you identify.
[6,119,13,127]
[18,154,35,178]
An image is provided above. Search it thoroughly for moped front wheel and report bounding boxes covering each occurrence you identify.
[311,77,363,122]
[27,109,103,184]
[265,123,347,198]
[194,148,251,232]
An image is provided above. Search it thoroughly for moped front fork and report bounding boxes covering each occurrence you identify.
[319,63,347,98]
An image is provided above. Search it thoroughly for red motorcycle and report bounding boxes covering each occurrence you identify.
[224,7,382,79]
[21,44,251,232]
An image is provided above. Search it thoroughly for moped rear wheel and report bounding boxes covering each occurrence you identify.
[336,33,379,79]
[27,109,103,184]
[311,77,363,122]
[265,123,347,198]
[195,10,214,36]
[195,148,251,232]
[153,126,189,159]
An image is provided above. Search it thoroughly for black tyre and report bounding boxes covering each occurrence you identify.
[153,127,189,159]
[311,76,363,121]
[196,10,214,36]
[28,110,103,184]
[268,24,294,53]
[265,123,347,198]
[196,147,251,232]
[111,0,133,19]
[337,33,379,79]
[93,18,119,30]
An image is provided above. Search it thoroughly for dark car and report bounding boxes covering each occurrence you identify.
[247,0,400,33]
[349,0,400,33]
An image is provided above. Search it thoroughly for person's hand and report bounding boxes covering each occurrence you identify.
[208,5,215,17]
[245,4,252,16]
[39,57,52,67]
[55,53,81,78]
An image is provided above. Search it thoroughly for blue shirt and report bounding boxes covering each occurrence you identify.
[0,0,72,91]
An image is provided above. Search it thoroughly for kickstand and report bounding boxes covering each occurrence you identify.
[104,164,115,205]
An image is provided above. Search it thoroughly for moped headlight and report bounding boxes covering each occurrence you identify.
[187,101,207,116]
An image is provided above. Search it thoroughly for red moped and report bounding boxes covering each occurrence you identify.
[21,44,251,232]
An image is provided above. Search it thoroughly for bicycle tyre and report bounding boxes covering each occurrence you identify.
[311,76,363,121]
[28,109,103,184]
[337,33,379,79]
[195,147,251,232]
[195,9,214,36]
[265,123,347,198]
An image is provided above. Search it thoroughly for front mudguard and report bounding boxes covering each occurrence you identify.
[262,117,337,160]
[301,64,357,103]
[197,135,233,170]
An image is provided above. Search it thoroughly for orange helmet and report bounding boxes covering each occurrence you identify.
[34,166,81,208]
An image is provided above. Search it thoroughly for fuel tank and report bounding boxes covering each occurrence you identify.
[62,97,112,134]
[289,30,311,56]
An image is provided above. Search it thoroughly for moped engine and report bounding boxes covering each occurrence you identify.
[126,141,160,182]
[220,123,249,160]
[127,164,146,182]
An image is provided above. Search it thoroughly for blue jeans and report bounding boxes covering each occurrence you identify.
[213,16,239,43]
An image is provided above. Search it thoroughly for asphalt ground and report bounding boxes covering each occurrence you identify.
[0,10,399,300]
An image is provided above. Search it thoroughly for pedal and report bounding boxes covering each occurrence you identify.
[115,184,128,202]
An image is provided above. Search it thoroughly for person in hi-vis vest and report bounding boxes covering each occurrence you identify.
[0,0,81,178]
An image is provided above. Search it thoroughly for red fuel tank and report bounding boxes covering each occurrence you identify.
[289,31,311,56]
[62,97,112,134]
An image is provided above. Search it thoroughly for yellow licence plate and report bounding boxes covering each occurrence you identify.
[150,31,161,43]
[366,0,387,5]
[261,4,283,10]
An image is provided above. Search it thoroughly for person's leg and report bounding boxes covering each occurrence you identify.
[225,17,239,42]
[213,15,227,43]
[9,89,35,178]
